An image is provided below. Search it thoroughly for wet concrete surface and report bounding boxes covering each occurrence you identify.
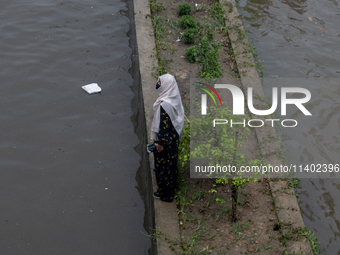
[0,0,152,254]
[238,0,340,253]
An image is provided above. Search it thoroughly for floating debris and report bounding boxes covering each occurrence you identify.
[82,83,101,94]
[308,17,313,22]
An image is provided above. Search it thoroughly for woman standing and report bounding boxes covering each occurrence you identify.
[151,74,184,202]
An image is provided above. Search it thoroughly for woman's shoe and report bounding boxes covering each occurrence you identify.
[153,192,160,199]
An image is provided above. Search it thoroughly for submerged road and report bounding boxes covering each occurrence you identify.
[0,0,152,254]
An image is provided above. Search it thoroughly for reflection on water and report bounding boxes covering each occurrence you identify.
[238,0,340,253]
[280,0,307,14]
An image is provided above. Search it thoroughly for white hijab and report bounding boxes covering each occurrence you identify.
[151,74,185,141]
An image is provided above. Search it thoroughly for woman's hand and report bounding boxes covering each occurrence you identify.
[154,143,164,153]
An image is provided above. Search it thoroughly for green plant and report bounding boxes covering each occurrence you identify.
[237,192,244,205]
[177,119,190,168]
[205,27,214,41]
[149,0,165,13]
[195,36,223,78]
[209,2,225,25]
[190,103,263,220]
[215,198,226,204]
[183,25,224,77]
[176,119,191,221]
[150,16,170,77]
[226,2,233,13]
[274,222,320,254]
[265,245,276,251]
[179,15,196,29]
[156,58,170,76]
[177,3,192,16]
[232,222,251,234]
[185,213,195,222]
[215,207,228,222]
[166,18,177,29]
[200,246,213,253]
[205,194,213,208]
[182,28,196,44]
[170,47,176,54]
[248,42,266,78]
[198,190,205,200]
[300,227,321,255]
[185,46,199,63]
[152,16,166,41]
[288,177,301,189]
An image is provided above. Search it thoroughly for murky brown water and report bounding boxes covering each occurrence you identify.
[0,0,153,254]
[238,0,340,253]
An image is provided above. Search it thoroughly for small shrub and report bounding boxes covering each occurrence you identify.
[187,36,223,77]
[156,58,170,76]
[182,28,196,44]
[149,0,165,13]
[184,46,198,63]
[205,27,214,41]
[209,2,225,25]
[179,15,196,29]
[152,16,166,41]
[177,3,192,16]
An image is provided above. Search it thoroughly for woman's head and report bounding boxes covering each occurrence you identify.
[156,74,176,93]
[152,73,184,139]
[156,79,161,90]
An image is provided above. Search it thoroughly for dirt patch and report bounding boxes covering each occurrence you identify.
[149,0,288,254]
[176,175,286,254]
[150,0,238,110]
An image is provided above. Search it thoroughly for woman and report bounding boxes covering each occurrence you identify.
[151,73,184,202]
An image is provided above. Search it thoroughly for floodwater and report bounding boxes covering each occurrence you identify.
[238,0,340,253]
[0,0,153,254]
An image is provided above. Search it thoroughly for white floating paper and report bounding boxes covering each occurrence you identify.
[82,83,101,94]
